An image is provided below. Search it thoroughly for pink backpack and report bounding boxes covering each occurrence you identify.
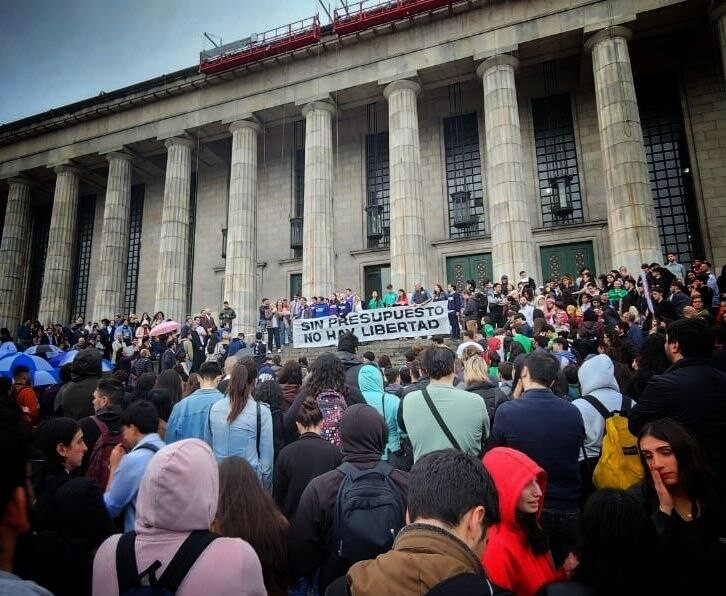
[316,390,348,447]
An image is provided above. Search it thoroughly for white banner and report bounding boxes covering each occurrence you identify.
[292,301,451,348]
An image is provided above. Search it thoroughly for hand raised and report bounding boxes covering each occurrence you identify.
[650,467,673,515]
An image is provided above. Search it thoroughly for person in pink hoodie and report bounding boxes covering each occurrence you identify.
[92,438,266,596]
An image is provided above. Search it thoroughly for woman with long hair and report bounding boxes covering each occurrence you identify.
[482,447,572,596]
[25,418,115,596]
[128,371,156,408]
[540,488,661,596]
[205,362,274,490]
[366,290,382,310]
[463,354,500,425]
[621,333,669,400]
[253,379,286,459]
[394,288,409,306]
[282,352,364,444]
[214,457,293,596]
[154,368,183,404]
[634,419,726,594]
[277,360,303,413]
[150,311,165,327]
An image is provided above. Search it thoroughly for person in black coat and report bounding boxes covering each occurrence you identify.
[17,418,115,596]
[253,379,287,461]
[629,318,726,480]
[629,419,726,595]
[288,404,408,594]
[273,398,341,520]
[283,353,365,442]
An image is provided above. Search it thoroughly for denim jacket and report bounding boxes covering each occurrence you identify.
[205,397,274,491]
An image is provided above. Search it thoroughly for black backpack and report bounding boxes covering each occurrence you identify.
[116,529,218,595]
[330,462,405,570]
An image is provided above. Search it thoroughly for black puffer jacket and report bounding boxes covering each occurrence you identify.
[464,379,506,423]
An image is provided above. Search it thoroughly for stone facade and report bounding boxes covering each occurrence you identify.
[0,0,723,329]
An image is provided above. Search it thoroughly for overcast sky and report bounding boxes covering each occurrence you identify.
[0,0,329,124]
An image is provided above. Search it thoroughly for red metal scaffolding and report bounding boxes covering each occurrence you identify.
[200,15,321,74]
[333,0,457,36]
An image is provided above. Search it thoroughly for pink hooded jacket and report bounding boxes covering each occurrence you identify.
[92,439,265,596]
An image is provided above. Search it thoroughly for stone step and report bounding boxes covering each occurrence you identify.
[278,337,458,366]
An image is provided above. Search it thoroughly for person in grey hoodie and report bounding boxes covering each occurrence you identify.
[574,354,632,462]
[575,354,634,505]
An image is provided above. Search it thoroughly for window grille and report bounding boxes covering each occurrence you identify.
[531,93,583,226]
[71,194,96,319]
[443,112,485,238]
[638,77,704,264]
[365,124,390,249]
[123,185,145,315]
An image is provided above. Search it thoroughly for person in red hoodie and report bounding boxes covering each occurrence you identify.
[482,447,574,596]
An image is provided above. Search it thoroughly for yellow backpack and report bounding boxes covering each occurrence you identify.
[581,395,644,490]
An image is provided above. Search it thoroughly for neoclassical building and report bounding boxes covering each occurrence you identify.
[0,0,724,336]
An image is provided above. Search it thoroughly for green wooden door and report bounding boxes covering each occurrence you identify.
[446,253,493,291]
[539,242,595,282]
[364,264,391,301]
[289,273,302,299]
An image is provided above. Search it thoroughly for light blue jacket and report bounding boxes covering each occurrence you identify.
[166,387,225,443]
[103,433,165,531]
[357,364,401,459]
[204,397,274,491]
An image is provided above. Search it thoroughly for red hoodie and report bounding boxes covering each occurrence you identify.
[482,447,564,596]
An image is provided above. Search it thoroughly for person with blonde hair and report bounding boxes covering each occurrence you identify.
[463,354,503,423]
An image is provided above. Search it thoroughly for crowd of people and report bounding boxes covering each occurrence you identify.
[1,252,725,596]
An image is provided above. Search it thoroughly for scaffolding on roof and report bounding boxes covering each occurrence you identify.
[200,15,321,74]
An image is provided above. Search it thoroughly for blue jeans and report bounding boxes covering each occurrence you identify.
[279,321,287,345]
[289,574,318,596]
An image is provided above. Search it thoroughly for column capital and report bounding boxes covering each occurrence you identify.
[301,99,337,119]
[584,26,633,53]
[105,150,135,165]
[6,175,31,188]
[383,79,421,100]
[229,119,262,135]
[712,2,726,21]
[52,164,81,177]
[163,136,195,150]
[476,54,519,79]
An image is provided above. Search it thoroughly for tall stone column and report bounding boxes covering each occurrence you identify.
[476,55,536,282]
[301,100,336,299]
[92,151,134,322]
[714,4,726,82]
[38,165,80,325]
[154,137,193,322]
[383,80,427,291]
[225,120,261,336]
[0,177,33,330]
[585,27,661,272]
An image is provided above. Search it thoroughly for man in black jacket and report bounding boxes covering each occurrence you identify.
[79,379,124,472]
[629,317,726,479]
[289,404,409,594]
